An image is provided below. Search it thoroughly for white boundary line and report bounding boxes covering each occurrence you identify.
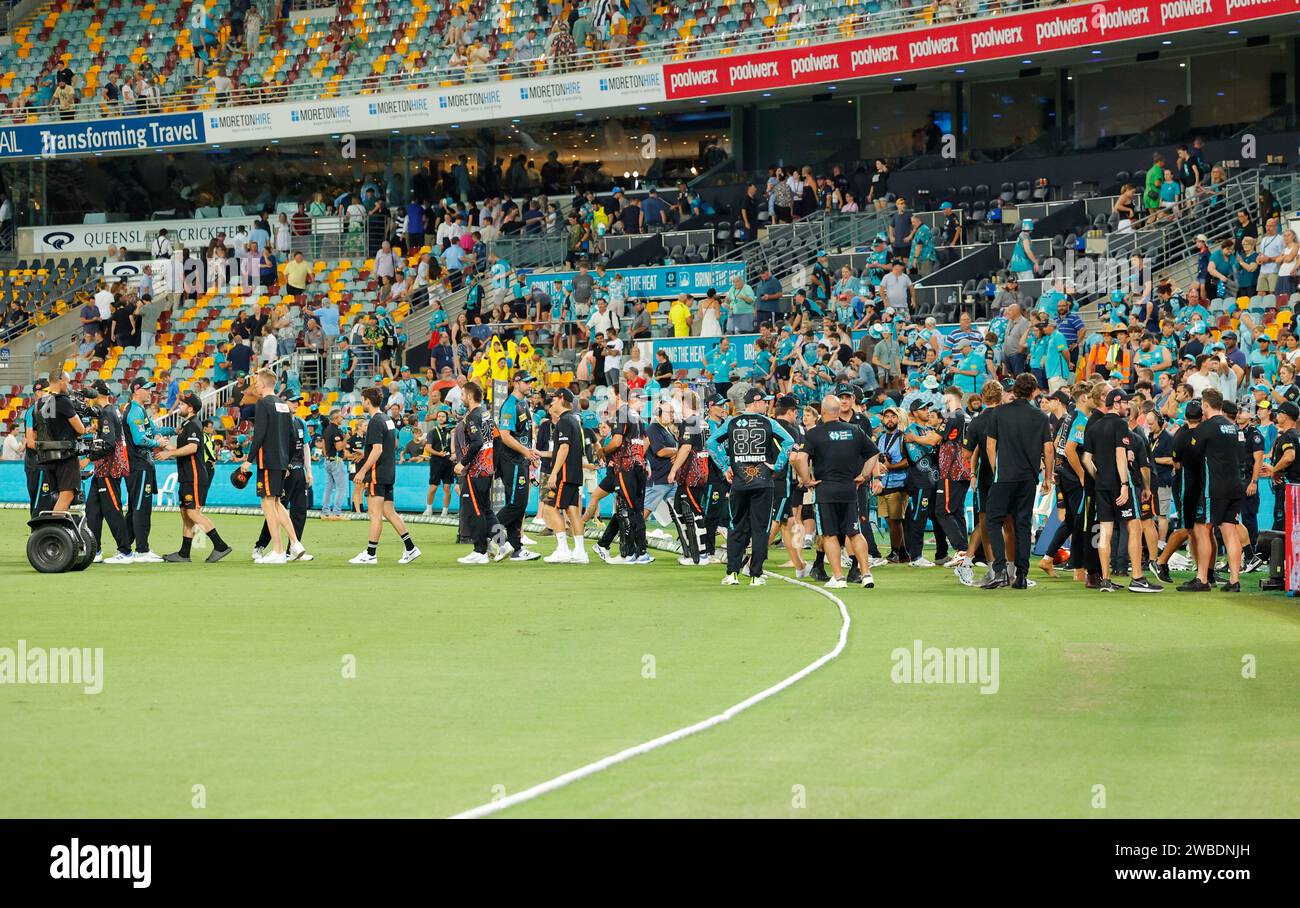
[449,571,852,819]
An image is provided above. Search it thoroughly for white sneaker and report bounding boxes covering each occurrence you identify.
[422,507,432,516]
[521,534,537,546]
[251,546,264,562]
[678,556,697,566]
[824,577,847,589]
[259,552,288,564]
[955,563,975,586]
[721,572,740,585]
[943,552,967,568]
[103,552,134,565]
[570,549,590,564]
[634,553,654,564]
[592,544,610,563]
[92,552,103,564]
[510,548,541,561]
[795,564,812,578]
[288,542,310,562]
[869,556,889,569]
[750,575,767,587]
[493,542,514,562]
[440,507,449,517]
[488,541,500,559]
[349,552,378,565]
[861,572,876,589]
[457,551,490,564]
[398,546,423,564]
[910,557,936,568]
[544,549,571,564]
[133,551,163,564]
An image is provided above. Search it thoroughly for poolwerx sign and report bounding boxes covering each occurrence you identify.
[662,0,1298,97]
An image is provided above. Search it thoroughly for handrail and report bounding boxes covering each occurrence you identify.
[4,1,1063,127]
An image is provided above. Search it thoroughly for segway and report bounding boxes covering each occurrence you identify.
[27,510,96,573]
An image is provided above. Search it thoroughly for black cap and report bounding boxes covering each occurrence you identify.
[553,388,575,405]
[775,394,798,410]
[1185,400,1203,420]
[180,392,202,413]
[1105,389,1128,408]
[835,383,856,397]
[1279,401,1300,420]
[514,370,536,384]
[908,398,930,412]
[743,388,769,404]
[130,377,155,392]
[1048,390,1072,407]
[707,392,727,408]
[33,377,49,392]
[89,379,112,397]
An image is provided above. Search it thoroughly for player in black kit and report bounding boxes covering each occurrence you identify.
[238,369,308,564]
[157,392,232,563]
[1191,388,1245,591]
[793,394,880,589]
[707,388,794,587]
[350,386,421,565]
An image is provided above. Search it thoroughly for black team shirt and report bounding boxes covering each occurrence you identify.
[963,406,996,490]
[250,393,293,470]
[802,420,879,502]
[554,410,584,487]
[1083,412,1130,492]
[176,416,206,485]
[1193,414,1244,499]
[986,397,1051,483]
[1173,423,1204,503]
[363,411,397,484]
[322,420,344,459]
[1271,427,1300,486]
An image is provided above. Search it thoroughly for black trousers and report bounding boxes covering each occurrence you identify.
[1241,492,1260,554]
[855,484,882,557]
[986,479,1036,577]
[86,474,131,556]
[597,469,648,558]
[934,478,970,553]
[124,465,157,554]
[26,463,53,516]
[1045,482,1086,568]
[1080,482,1103,576]
[257,467,308,547]
[462,475,495,553]
[726,485,773,576]
[670,484,708,561]
[904,475,937,562]
[496,459,530,550]
[1274,483,1291,531]
[701,477,727,556]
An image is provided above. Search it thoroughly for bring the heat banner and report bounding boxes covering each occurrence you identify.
[663,0,1298,98]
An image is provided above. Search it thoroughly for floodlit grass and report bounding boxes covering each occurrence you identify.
[2,511,1297,818]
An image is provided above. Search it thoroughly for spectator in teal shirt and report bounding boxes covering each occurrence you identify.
[1041,322,1072,390]
[908,215,938,277]
[1249,336,1279,381]
[705,336,737,384]
[950,338,984,394]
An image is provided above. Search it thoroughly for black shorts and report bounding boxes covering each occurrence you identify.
[45,457,80,494]
[598,470,619,494]
[557,482,582,510]
[973,480,992,515]
[256,468,284,499]
[815,499,862,538]
[772,480,798,522]
[1181,487,1206,529]
[1094,488,1136,523]
[1209,495,1242,526]
[429,458,454,485]
[366,480,395,502]
[179,477,211,509]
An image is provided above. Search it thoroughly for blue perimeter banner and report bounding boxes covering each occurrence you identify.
[523,262,746,299]
[649,324,965,371]
[0,112,206,160]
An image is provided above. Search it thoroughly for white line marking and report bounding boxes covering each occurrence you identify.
[449,572,851,819]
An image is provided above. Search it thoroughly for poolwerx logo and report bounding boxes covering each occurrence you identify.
[1159,0,1213,25]
[907,35,960,63]
[1089,2,1150,34]
[790,52,839,78]
[50,840,151,888]
[1036,15,1089,42]
[850,45,899,69]
[729,61,780,83]
[669,69,719,93]
[970,25,1023,54]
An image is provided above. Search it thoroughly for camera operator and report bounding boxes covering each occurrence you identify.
[85,379,134,564]
[21,377,53,516]
[31,372,89,515]
[123,377,166,563]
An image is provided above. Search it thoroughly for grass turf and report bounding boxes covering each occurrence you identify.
[1,509,1297,818]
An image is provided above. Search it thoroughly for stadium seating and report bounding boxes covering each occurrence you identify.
[0,257,101,342]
